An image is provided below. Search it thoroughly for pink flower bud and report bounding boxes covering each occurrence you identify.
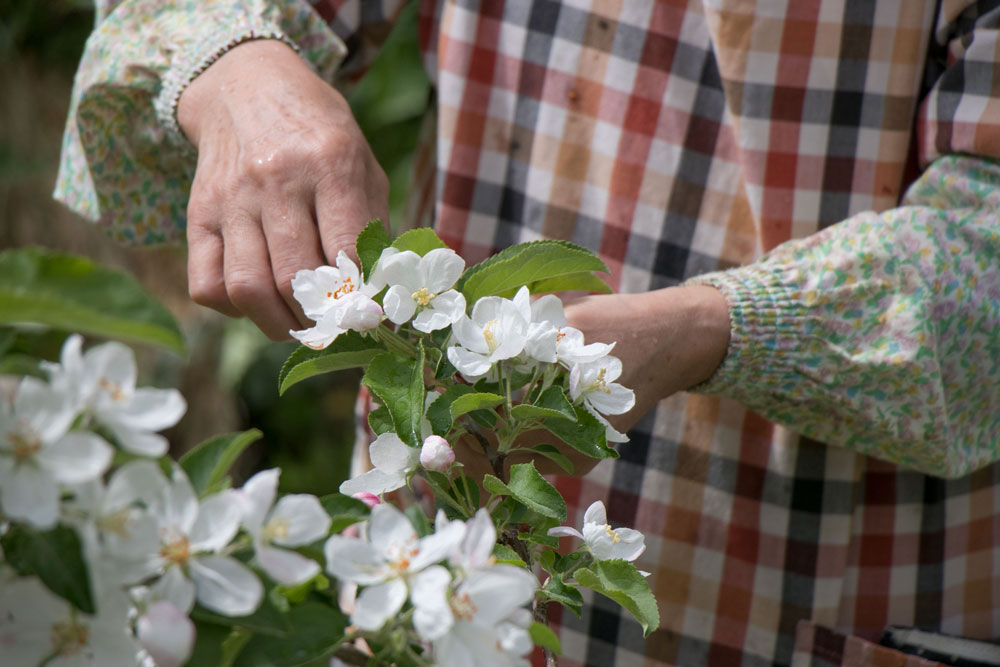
[352,492,381,508]
[420,435,455,472]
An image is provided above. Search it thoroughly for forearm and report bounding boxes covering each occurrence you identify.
[687,155,1000,478]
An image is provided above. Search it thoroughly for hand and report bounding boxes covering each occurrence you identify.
[178,40,389,340]
[455,285,731,479]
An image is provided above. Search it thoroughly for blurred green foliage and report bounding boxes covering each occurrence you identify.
[0,0,94,71]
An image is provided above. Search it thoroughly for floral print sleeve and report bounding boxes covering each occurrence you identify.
[689,155,1000,478]
[53,0,347,244]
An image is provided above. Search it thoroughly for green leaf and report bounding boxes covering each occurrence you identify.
[0,247,185,353]
[368,405,394,435]
[180,429,262,497]
[279,331,383,395]
[319,494,372,534]
[449,392,504,421]
[390,228,448,256]
[527,271,613,295]
[185,622,238,667]
[191,596,291,637]
[458,241,608,303]
[0,524,95,613]
[574,560,660,636]
[526,444,574,474]
[483,474,509,498]
[540,576,584,617]
[233,602,348,666]
[356,219,391,280]
[405,503,432,537]
[520,531,559,548]
[454,474,480,509]
[361,350,424,446]
[541,403,618,460]
[510,386,577,423]
[529,622,562,656]
[491,462,567,521]
[425,384,474,436]
[492,544,526,567]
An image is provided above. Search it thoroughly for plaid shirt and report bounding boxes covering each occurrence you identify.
[57,1,1000,665]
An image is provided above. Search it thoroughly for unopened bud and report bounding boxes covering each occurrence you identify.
[420,435,455,472]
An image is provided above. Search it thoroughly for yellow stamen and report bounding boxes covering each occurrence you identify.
[588,368,611,394]
[604,524,621,543]
[8,431,41,462]
[450,592,478,621]
[483,319,500,353]
[160,535,191,566]
[98,509,132,538]
[412,287,433,307]
[328,277,355,300]
[263,517,290,542]
[99,377,126,402]
[50,618,88,657]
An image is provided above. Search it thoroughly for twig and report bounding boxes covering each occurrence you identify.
[533,600,558,666]
[332,645,372,666]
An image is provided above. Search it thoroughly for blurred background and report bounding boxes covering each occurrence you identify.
[0,0,431,494]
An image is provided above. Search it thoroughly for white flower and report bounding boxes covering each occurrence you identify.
[47,335,187,457]
[323,503,465,631]
[290,252,384,348]
[548,500,645,562]
[447,295,529,380]
[418,565,537,666]
[508,289,615,366]
[118,465,262,617]
[379,248,467,332]
[0,376,112,528]
[568,356,635,443]
[339,432,419,497]
[136,600,195,667]
[238,468,331,585]
[420,435,455,472]
[437,508,496,575]
[0,576,141,666]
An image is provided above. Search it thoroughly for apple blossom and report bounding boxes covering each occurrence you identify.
[238,468,332,585]
[136,600,194,667]
[420,435,455,472]
[379,248,467,332]
[0,376,112,528]
[290,252,384,348]
[323,503,465,631]
[548,500,645,562]
[447,294,529,380]
[339,432,419,497]
[568,355,635,443]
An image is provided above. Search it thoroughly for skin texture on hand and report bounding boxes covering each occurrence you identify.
[178,39,389,340]
[455,284,731,479]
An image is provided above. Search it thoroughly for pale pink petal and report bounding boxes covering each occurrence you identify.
[137,600,195,667]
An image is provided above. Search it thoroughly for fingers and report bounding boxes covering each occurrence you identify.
[222,213,301,341]
[261,199,326,326]
[314,145,390,264]
[187,223,240,318]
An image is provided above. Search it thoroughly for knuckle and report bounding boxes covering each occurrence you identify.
[225,268,267,305]
[189,277,228,309]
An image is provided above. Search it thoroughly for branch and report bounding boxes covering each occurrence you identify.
[533,600,558,667]
[331,645,372,666]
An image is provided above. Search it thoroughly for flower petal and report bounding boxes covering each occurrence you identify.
[420,248,465,294]
[257,543,321,585]
[369,504,418,558]
[38,431,112,484]
[106,421,169,457]
[152,565,196,613]
[14,376,76,444]
[290,312,346,350]
[410,519,466,572]
[352,578,408,631]
[461,565,537,627]
[369,432,420,473]
[446,345,492,380]
[137,600,195,667]
[454,509,496,571]
[1,464,59,529]
[586,383,635,416]
[583,501,607,527]
[105,387,186,431]
[451,315,488,354]
[530,294,567,327]
[338,468,406,497]
[413,290,466,333]
[239,468,279,534]
[546,526,584,540]
[411,565,454,640]
[379,250,421,291]
[324,535,389,586]
[189,490,242,553]
[269,494,331,546]
[383,284,417,325]
[189,555,263,617]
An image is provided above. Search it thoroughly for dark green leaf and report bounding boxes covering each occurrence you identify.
[390,228,448,256]
[510,386,577,423]
[487,462,566,521]
[191,595,291,637]
[492,544,526,567]
[179,429,262,497]
[367,405,394,435]
[526,444,574,474]
[425,385,475,436]
[356,219,391,281]
[540,576,584,617]
[529,622,562,656]
[458,241,608,303]
[455,474,480,509]
[0,247,184,353]
[319,494,372,534]
[361,351,424,446]
[574,560,660,636]
[520,531,559,548]
[528,271,613,295]
[405,503,432,537]
[233,602,348,666]
[279,331,383,395]
[449,392,504,421]
[185,622,237,667]
[0,524,94,613]
[541,403,618,460]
